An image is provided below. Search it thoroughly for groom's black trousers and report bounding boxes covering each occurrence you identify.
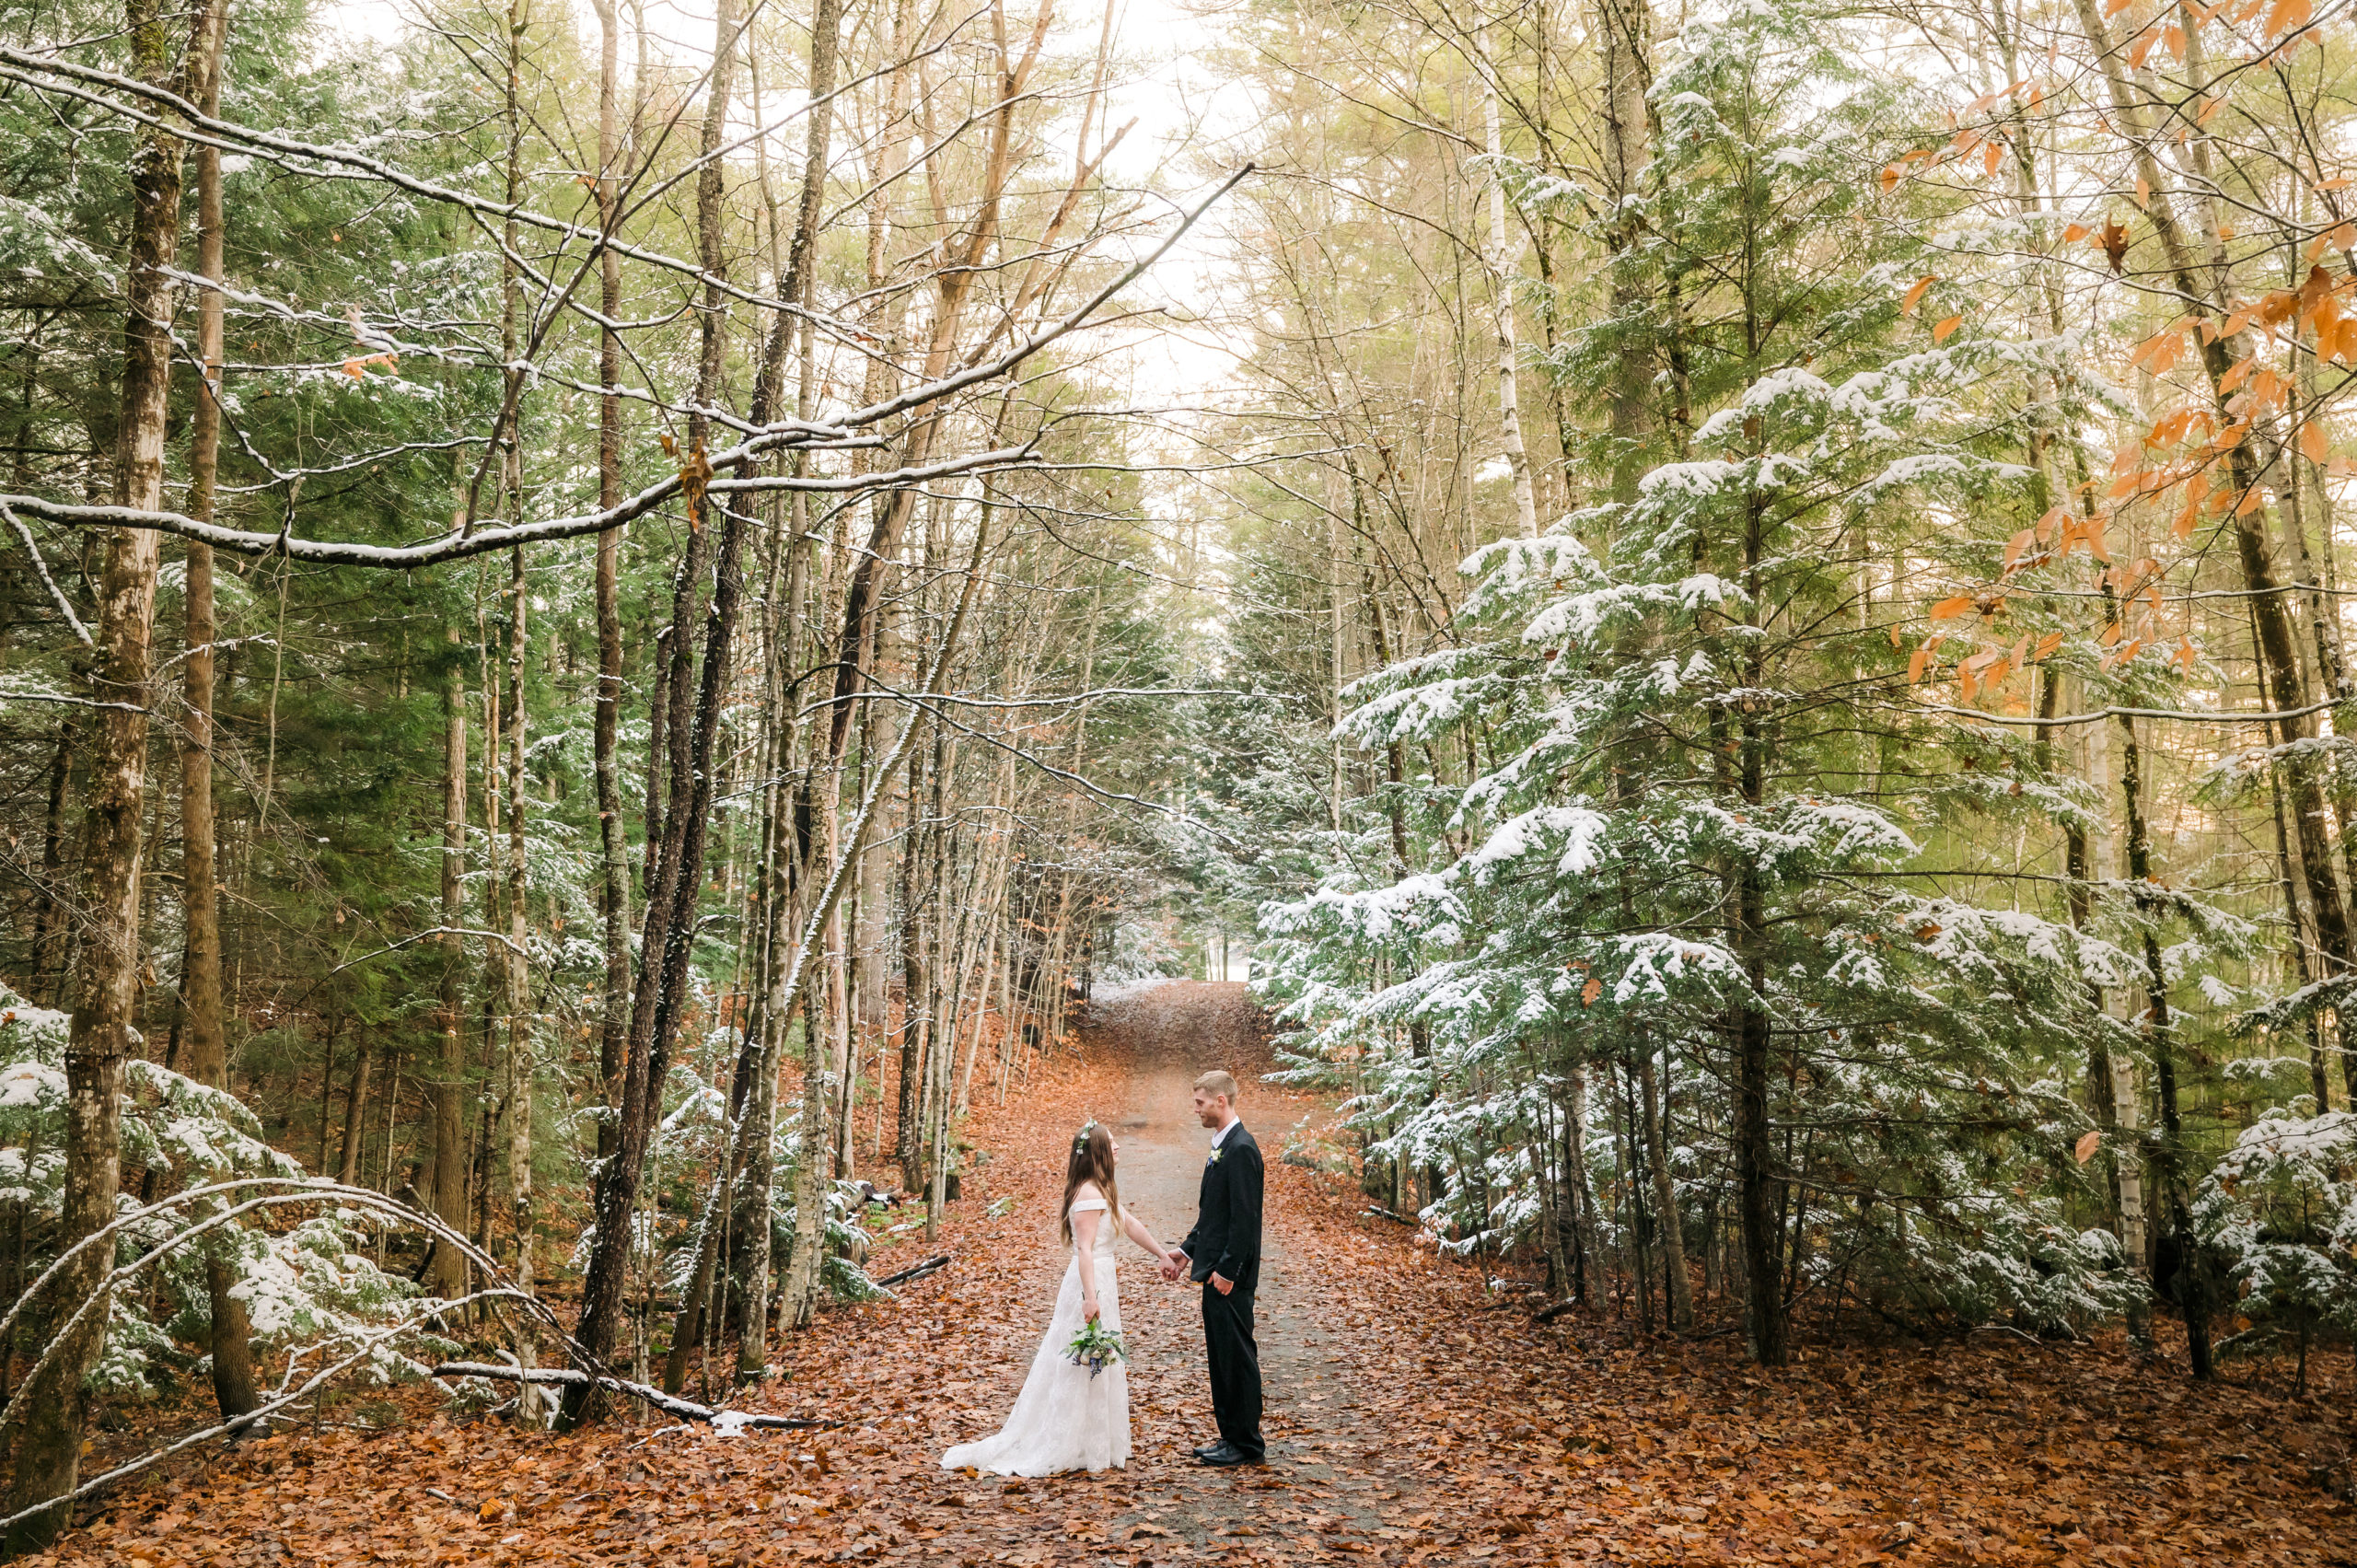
[1202,1282,1263,1459]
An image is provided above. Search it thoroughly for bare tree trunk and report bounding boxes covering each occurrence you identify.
[895,742,927,1191]
[337,1039,374,1187]
[1565,1065,1604,1304]
[503,541,538,1417]
[1475,18,1538,539]
[173,0,257,1432]
[2119,715,2212,1379]
[3,0,195,1540]
[33,715,77,1009]
[562,0,746,1415]
[493,0,540,1418]
[590,0,633,1166]
[433,626,470,1301]
[1597,0,1655,507]
[1635,1043,1691,1330]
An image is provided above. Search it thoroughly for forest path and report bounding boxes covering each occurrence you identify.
[979,981,1418,1554]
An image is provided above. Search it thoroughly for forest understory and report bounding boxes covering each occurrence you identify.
[19,984,2351,1568]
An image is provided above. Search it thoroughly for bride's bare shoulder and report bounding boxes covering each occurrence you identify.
[1071,1180,1105,1202]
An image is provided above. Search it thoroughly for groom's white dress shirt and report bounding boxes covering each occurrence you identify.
[1211,1118,1239,1149]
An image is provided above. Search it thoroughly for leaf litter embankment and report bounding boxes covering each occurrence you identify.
[33,980,2356,1567]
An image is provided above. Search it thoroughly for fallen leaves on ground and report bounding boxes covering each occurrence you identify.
[29,981,2357,1567]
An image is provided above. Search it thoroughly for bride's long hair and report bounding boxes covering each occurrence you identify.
[1059,1122,1120,1245]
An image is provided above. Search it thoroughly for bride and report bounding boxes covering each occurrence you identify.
[942,1121,1178,1476]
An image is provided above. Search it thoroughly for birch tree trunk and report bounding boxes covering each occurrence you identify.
[1476,18,1539,539]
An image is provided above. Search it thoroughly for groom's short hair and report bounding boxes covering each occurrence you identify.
[1194,1070,1239,1100]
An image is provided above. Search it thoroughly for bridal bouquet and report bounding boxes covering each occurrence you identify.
[1065,1318,1126,1378]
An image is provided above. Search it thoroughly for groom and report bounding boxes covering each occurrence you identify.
[1164,1070,1264,1467]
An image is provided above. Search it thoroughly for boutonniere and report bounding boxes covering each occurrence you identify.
[1207,1148,1225,1165]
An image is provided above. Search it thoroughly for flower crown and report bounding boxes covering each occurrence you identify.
[1072,1118,1099,1152]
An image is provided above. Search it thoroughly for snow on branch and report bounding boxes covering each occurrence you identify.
[2228,972,2357,1037]
[0,164,1249,569]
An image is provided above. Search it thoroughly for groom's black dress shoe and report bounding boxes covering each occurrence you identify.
[1196,1442,1262,1467]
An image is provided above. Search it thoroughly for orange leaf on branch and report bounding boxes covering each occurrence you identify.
[2264,0,2312,39]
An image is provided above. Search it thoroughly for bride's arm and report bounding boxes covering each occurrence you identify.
[1073,1206,1103,1320]
[1120,1208,1175,1269]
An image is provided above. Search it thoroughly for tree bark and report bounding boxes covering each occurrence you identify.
[4,0,196,1541]
[337,1038,374,1188]
[1597,0,1655,508]
[494,0,540,1419]
[173,0,258,1433]
[1635,1043,1692,1330]
[503,541,538,1416]
[1475,20,1539,538]
[33,715,78,1009]
[590,0,633,1166]
[433,625,470,1301]
[2119,715,2212,1378]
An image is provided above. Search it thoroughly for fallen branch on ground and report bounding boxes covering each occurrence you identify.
[1362,1206,1416,1226]
[431,1362,836,1430]
[872,1254,951,1289]
[1533,1298,1579,1324]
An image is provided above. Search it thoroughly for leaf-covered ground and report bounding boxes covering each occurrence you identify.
[36,981,2357,1567]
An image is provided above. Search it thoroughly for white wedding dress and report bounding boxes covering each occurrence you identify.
[941,1195,1130,1475]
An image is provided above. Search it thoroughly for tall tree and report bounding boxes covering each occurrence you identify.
[3,0,202,1542]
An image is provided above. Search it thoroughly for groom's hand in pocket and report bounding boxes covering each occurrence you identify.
[1210,1272,1234,1296]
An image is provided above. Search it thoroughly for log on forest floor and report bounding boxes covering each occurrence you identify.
[871,1253,951,1290]
[430,1362,836,1430]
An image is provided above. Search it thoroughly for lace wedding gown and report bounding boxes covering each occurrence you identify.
[941,1196,1130,1476]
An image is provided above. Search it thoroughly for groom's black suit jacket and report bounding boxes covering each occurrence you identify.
[1180,1122,1263,1294]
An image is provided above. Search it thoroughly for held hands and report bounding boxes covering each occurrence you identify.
[1160,1249,1188,1283]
